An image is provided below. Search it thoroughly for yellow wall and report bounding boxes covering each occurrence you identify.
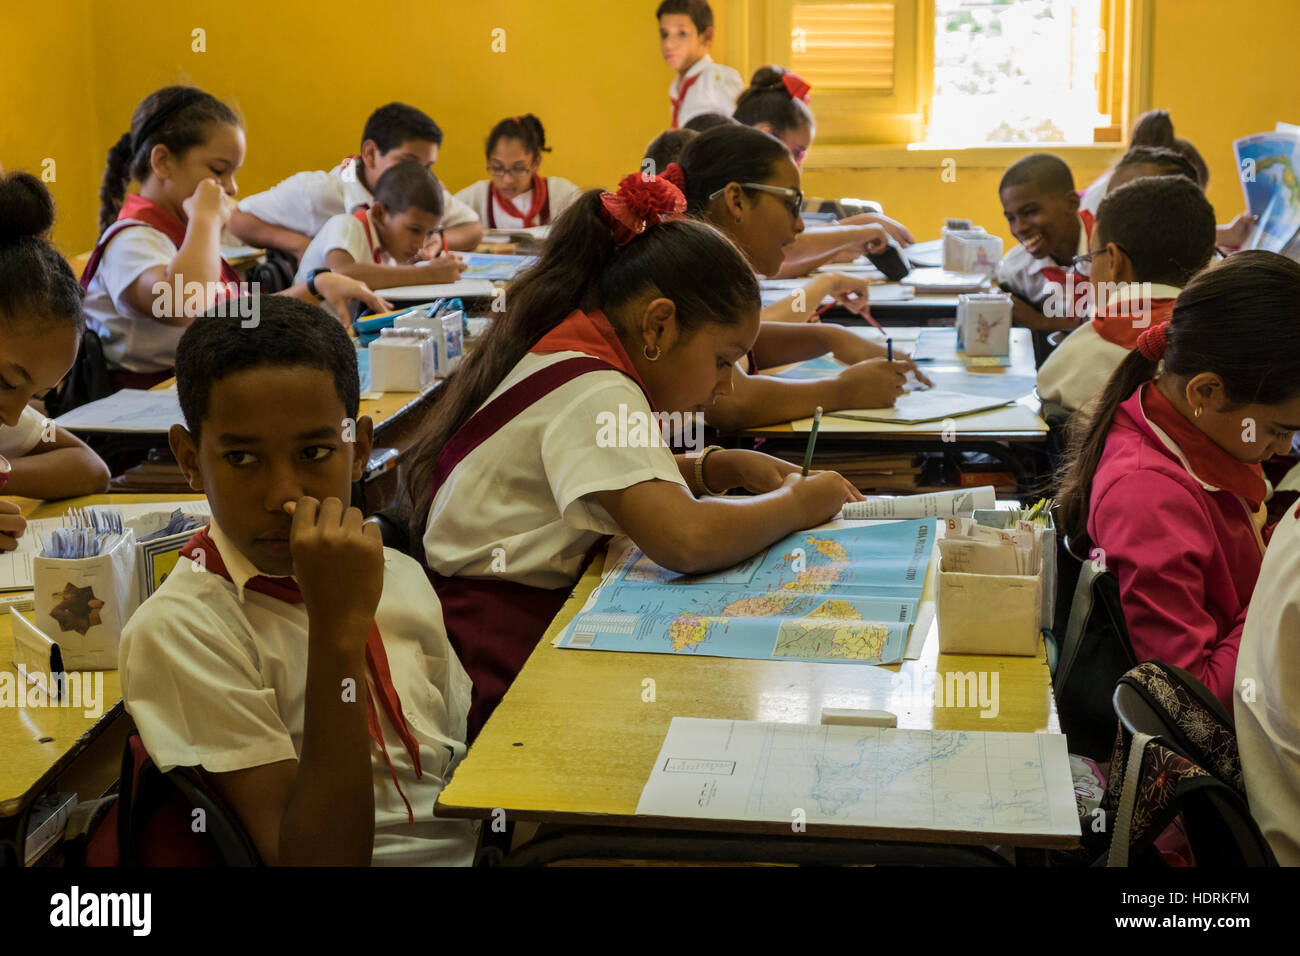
[3,0,1297,255]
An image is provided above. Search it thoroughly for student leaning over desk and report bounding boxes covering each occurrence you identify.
[407,172,863,740]
[0,171,110,510]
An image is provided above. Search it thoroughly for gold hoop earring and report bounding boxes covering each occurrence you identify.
[644,344,661,362]
[1194,406,1203,419]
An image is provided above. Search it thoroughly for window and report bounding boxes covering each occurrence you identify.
[724,0,1148,147]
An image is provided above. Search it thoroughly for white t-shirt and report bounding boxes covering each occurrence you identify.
[81,224,189,373]
[1036,283,1181,411]
[0,404,46,458]
[119,521,477,867]
[238,161,479,239]
[294,212,392,283]
[995,213,1091,306]
[1236,503,1300,865]
[671,54,744,128]
[423,351,688,590]
[454,177,583,231]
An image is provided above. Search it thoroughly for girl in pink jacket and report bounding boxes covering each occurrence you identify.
[1056,252,1300,709]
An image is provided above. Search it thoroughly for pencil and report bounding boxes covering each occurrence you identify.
[802,406,823,476]
[439,227,449,257]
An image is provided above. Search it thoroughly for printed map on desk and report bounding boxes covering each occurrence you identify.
[636,718,1080,841]
[458,253,536,280]
[555,519,934,665]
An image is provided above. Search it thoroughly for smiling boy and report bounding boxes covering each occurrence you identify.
[658,0,743,129]
[996,153,1094,341]
[118,297,475,866]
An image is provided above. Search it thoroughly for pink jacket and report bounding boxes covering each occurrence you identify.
[1087,387,1265,710]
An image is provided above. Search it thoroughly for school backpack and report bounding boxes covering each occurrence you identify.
[84,731,263,867]
[1099,661,1275,867]
[1051,533,1138,759]
[43,327,112,418]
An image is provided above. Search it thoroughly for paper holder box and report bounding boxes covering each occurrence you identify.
[937,568,1042,656]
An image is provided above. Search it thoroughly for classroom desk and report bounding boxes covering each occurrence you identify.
[0,492,204,866]
[735,326,1047,493]
[435,542,1070,866]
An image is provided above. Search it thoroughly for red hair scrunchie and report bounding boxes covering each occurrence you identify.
[599,172,687,247]
[1136,322,1169,361]
[780,72,812,104]
[660,162,686,192]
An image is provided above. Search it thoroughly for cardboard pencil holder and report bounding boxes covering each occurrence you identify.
[937,566,1043,656]
[32,532,138,670]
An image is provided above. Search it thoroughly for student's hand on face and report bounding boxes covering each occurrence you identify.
[781,471,859,527]
[183,177,236,227]
[0,500,26,552]
[284,497,385,636]
[835,358,910,408]
[839,213,915,248]
[313,273,391,328]
[422,254,465,283]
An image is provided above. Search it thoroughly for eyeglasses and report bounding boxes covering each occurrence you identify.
[708,182,804,218]
[487,162,534,179]
[1072,243,1128,277]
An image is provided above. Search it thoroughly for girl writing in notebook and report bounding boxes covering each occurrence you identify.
[1056,252,1300,710]
[671,126,924,430]
[85,86,388,389]
[0,172,110,512]
[407,172,862,737]
[454,114,582,231]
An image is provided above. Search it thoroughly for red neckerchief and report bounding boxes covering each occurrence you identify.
[350,208,385,263]
[1092,298,1176,349]
[180,526,424,826]
[1135,383,1267,510]
[490,176,550,228]
[529,309,657,411]
[670,73,703,129]
[1039,209,1095,316]
[85,194,241,295]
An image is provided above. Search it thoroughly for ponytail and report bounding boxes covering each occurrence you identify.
[1129,109,1174,150]
[485,113,550,162]
[0,171,84,333]
[733,65,815,136]
[98,86,240,234]
[404,182,759,535]
[1056,251,1300,542]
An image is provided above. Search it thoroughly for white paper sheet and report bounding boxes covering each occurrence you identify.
[841,486,996,520]
[374,279,497,301]
[636,717,1079,840]
[54,389,183,434]
[829,389,1013,424]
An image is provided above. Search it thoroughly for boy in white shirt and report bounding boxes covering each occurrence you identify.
[658,0,743,129]
[119,296,475,866]
[230,102,483,260]
[295,162,455,319]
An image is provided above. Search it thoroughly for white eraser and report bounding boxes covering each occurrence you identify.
[819,708,898,728]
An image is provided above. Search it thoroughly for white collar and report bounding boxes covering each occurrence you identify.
[1106,282,1182,309]
[673,53,714,91]
[206,520,297,604]
[1133,386,1221,495]
[332,158,376,214]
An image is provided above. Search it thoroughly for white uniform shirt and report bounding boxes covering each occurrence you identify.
[1036,283,1181,411]
[454,177,583,231]
[81,224,189,373]
[0,405,47,459]
[995,213,1091,306]
[1236,504,1300,865]
[423,351,688,590]
[238,160,479,239]
[294,211,393,283]
[1079,171,1112,216]
[120,521,477,866]
[670,54,744,128]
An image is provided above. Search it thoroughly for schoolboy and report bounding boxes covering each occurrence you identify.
[119,297,475,866]
[658,0,743,129]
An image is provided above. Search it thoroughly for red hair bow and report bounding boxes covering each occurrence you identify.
[1137,322,1169,361]
[781,72,812,103]
[599,172,687,246]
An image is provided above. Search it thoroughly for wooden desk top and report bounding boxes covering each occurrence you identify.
[0,493,203,817]
[740,327,1046,441]
[436,541,1065,848]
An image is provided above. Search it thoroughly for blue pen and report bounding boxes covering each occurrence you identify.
[886,338,893,361]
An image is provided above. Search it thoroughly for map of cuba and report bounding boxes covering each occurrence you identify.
[561,520,934,666]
